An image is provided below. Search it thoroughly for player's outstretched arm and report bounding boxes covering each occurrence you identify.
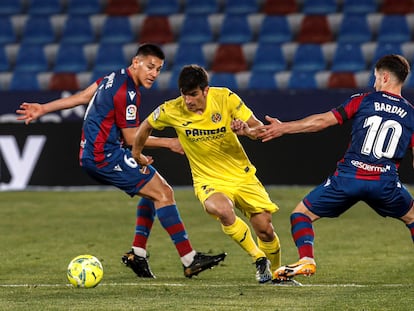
[145,136,184,155]
[16,82,98,124]
[132,119,155,166]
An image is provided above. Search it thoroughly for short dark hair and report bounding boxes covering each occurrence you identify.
[135,43,165,60]
[178,64,209,93]
[375,54,410,83]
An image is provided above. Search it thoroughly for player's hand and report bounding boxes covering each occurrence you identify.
[136,153,153,166]
[257,115,284,142]
[231,119,248,135]
[168,138,185,155]
[16,102,44,125]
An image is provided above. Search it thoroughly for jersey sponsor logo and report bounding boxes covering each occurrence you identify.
[351,160,391,173]
[184,126,226,142]
[128,91,136,101]
[211,113,221,123]
[126,105,137,120]
[374,101,407,118]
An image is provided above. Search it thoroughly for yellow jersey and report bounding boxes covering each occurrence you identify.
[148,87,257,185]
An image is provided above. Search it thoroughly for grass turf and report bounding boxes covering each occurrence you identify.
[1,187,413,310]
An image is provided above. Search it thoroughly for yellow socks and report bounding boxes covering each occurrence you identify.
[221,216,265,261]
[258,234,281,271]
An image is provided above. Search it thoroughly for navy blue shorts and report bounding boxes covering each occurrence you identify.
[81,148,156,197]
[303,175,413,218]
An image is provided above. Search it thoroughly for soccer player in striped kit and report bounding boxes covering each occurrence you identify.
[258,54,414,282]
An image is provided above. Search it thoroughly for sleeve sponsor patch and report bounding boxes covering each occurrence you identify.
[126,104,137,120]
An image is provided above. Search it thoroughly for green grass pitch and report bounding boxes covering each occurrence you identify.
[1,186,413,310]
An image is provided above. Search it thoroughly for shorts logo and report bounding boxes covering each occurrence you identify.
[211,113,221,123]
[126,105,136,120]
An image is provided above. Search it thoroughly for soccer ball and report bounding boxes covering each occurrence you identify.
[67,254,104,288]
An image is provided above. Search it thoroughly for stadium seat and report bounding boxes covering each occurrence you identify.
[21,16,56,44]
[296,15,333,44]
[0,46,9,71]
[248,71,277,89]
[211,44,248,73]
[251,43,287,73]
[372,43,403,65]
[139,16,174,44]
[288,71,318,89]
[67,0,103,15]
[342,0,378,14]
[337,14,372,44]
[9,72,41,90]
[14,44,49,73]
[185,0,219,14]
[218,14,253,44]
[262,0,298,14]
[54,43,89,73]
[302,0,338,14]
[327,72,357,88]
[331,43,367,72]
[144,0,180,16]
[27,0,63,15]
[60,15,96,44]
[257,15,293,44]
[100,16,135,44]
[210,73,238,90]
[291,44,326,72]
[104,0,141,15]
[48,73,80,91]
[224,0,259,14]
[381,0,414,14]
[172,43,207,72]
[377,15,411,44]
[0,0,24,15]
[93,43,127,73]
[0,17,17,44]
[179,14,214,44]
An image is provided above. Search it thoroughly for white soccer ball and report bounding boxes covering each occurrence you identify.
[67,254,104,288]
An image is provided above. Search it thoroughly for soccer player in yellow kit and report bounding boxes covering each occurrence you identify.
[133,65,293,284]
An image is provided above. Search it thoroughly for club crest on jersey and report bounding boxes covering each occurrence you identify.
[126,104,136,120]
[211,113,222,123]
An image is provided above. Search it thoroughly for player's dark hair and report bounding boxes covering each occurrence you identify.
[135,43,165,60]
[178,64,209,93]
[375,54,410,83]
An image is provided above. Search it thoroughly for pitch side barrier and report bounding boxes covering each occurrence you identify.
[1,89,414,190]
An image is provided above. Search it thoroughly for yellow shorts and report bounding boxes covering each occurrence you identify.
[194,175,278,219]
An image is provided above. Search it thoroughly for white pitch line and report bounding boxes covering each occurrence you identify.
[0,283,410,288]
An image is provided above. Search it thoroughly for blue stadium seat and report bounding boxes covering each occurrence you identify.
[61,15,96,44]
[302,0,338,14]
[210,73,238,90]
[251,43,287,73]
[372,43,403,65]
[337,14,372,44]
[257,15,292,44]
[27,0,63,15]
[224,0,259,14]
[67,0,103,15]
[248,72,277,89]
[218,14,253,44]
[0,17,17,44]
[185,0,218,14]
[178,14,213,44]
[14,44,49,73]
[100,16,135,44]
[93,43,127,73]
[342,0,378,14]
[21,16,56,44]
[377,15,411,43]
[0,46,9,71]
[172,43,207,72]
[331,43,367,72]
[288,71,318,89]
[0,0,24,15]
[54,43,89,73]
[144,0,180,16]
[10,72,41,90]
[291,44,326,72]
[167,69,180,90]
